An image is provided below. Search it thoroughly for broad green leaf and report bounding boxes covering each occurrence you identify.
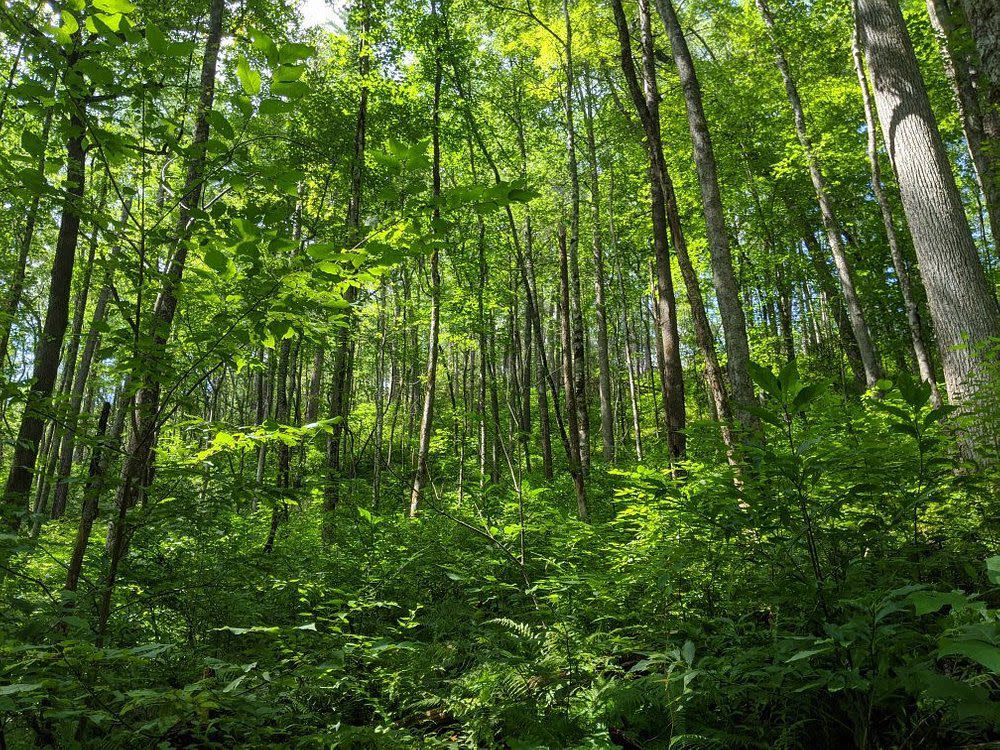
[236,56,261,95]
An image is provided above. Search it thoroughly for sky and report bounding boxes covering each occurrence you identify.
[298,0,343,29]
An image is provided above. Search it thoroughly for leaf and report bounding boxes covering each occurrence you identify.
[790,381,826,413]
[938,639,1000,673]
[259,98,293,116]
[203,247,231,274]
[681,640,695,666]
[786,647,829,663]
[271,80,309,99]
[0,683,42,695]
[93,0,136,13]
[20,130,44,158]
[749,361,781,398]
[908,590,979,616]
[987,556,1000,585]
[278,42,315,64]
[146,23,168,52]
[236,56,261,96]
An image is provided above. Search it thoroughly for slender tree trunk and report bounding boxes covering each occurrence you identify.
[410,0,443,517]
[611,0,686,461]
[856,0,1000,406]
[558,227,589,521]
[324,1,370,538]
[561,0,590,474]
[1,45,87,533]
[0,99,54,373]
[581,74,614,463]
[99,0,224,627]
[756,0,881,387]
[655,0,757,435]
[63,401,111,596]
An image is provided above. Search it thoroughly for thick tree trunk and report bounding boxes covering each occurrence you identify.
[856,0,1000,406]
[925,0,1000,244]
[757,0,881,387]
[851,21,940,402]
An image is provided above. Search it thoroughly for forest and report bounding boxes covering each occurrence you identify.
[0,0,998,744]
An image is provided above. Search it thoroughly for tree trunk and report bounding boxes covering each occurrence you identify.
[856,0,1000,405]
[611,0,686,461]
[851,20,940,403]
[559,227,589,521]
[925,0,1000,244]
[581,73,614,463]
[410,0,443,517]
[654,0,757,436]
[1,42,87,533]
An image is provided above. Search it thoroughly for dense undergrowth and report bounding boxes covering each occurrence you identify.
[2,364,999,748]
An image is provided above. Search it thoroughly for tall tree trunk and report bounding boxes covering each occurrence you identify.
[0,98,54,373]
[654,0,757,436]
[1,41,87,533]
[558,227,589,520]
[851,21,940,403]
[636,0,733,452]
[756,0,881,387]
[856,0,1000,406]
[323,1,370,539]
[99,0,224,629]
[409,0,443,517]
[581,73,614,463]
[611,0,686,461]
[561,0,590,473]
[925,0,1000,243]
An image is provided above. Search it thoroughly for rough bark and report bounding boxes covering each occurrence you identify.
[856,0,1000,405]
[1,44,87,533]
[851,20,940,403]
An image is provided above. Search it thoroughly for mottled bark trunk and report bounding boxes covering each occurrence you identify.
[611,0,686,460]
[409,0,442,517]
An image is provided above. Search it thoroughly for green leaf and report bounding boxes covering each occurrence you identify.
[236,56,261,96]
[0,683,42,695]
[749,361,781,398]
[909,590,979,616]
[203,247,232,275]
[146,23,168,52]
[278,42,315,64]
[93,0,136,13]
[20,130,44,158]
[938,639,1000,673]
[987,556,1000,585]
[259,98,293,116]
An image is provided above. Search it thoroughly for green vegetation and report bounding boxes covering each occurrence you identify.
[0,0,998,745]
